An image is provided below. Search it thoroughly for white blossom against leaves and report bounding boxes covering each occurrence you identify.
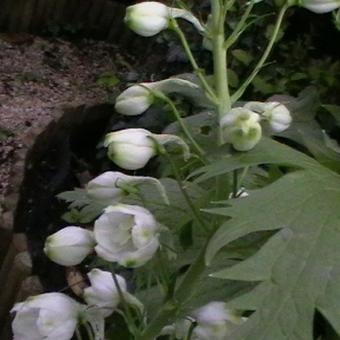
[245,101,292,133]
[84,268,143,317]
[94,204,160,267]
[220,108,262,151]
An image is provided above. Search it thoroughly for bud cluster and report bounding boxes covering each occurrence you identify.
[220,101,292,151]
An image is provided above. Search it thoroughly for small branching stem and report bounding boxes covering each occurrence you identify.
[231,4,289,103]
[170,19,218,104]
[157,94,207,161]
[161,149,209,234]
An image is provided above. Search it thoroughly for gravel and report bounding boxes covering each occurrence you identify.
[0,35,128,205]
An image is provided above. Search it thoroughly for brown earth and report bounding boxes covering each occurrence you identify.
[0,34,136,210]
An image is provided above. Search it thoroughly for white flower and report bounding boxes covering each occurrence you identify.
[161,301,246,340]
[299,0,340,13]
[11,293,84,340]
[125,1,204,37]
[245,101,292,132]
[104,128,190,170]
[94,204,160,267]
[83,268,143,317]
[115,84,154,116]
[44,227,95,266]
[87,171,169,205]
[220,108,262,151]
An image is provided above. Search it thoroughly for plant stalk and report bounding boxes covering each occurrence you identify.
[157,94,207,161]
[211,0,230,144]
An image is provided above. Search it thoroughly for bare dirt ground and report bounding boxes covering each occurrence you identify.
[0,35,128,209]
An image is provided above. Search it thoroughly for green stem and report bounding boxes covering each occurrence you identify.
[157,94,207,161]
[112,270,138,337]
[84,322,94,340]
[170,19,218,104]
[184,321,197,340]
[162,150,209,234]
[211,0,230,142]
[225,1,254,49]
[138,247,207,340]
[232,169,239,198]
[231,4,289,103]
[75,328,83,340]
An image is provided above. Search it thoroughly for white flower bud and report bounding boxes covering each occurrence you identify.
[104,128,190,170]
[300,0,340,13]
[83,268,143,317]
[104,128,157,170]
[94,204,160,267]
[87,171,169,205]
[115,78,207,117]
[220,108,262,151]
[115,84,154,116]
[87,171,126,204]
[244,101,292,133]
[125,2,204,37]
[44,227,95,266]
[125,2,170,37]
[11,293,85,340]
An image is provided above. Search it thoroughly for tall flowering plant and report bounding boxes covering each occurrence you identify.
[11,1,340,339]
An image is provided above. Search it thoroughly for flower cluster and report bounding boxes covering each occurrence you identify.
[220,101,291,151]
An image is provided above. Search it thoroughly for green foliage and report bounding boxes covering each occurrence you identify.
[96,72,120,89]
[205,140,340,339]
[0,125,12,141]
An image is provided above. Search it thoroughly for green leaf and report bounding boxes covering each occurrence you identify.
[96,72,120,88]
[191,137,321,183]
[0,125,12,140]
[126,178,208,232]
[227,68,240,88]
[205,165,340,339]
[57,188,90,207]
[273,88,340,172]
[322,104,340,127]
[232,49,254,66]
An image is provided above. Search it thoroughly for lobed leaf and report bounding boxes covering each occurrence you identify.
[206,165,340,339]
